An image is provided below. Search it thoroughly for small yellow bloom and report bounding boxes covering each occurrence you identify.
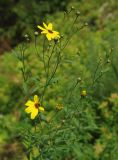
[94,143,105,157]
[81,90,87,97]
[56,104,64,110]
[25,95,44,119]
[37,22,60,41]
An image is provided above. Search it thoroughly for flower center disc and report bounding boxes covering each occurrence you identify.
[35,103,39,108]
[48,30,53,34]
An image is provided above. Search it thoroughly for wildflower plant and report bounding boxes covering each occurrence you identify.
[38,22,60,41]
[25,95,44,119]
[14,6,115,160]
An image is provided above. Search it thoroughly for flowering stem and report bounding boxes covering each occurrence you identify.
[47,43,56,77]
[41,46,61,103]
[91,59,101,87]
[42,37,47,76]
[34,36,42,60]
[68,81,79,100]
[20,43,27,82]
[61,24,86,51]
[111,62,118,79]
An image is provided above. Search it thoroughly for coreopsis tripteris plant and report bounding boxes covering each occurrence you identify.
[25,95,44,119]
[38,22,60,41]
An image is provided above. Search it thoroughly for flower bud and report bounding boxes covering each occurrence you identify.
[99,57,102,61]
[56,104,63,110]
[26,38,30,42]
[84,22,88,26]
[71,6,75,10]
[24,34,29,38]
[81,90,87,97]
[107,59,111,63]
[17,62,23,69]
[61,119,65,124]
[34,31,39,36]
[110,48,113,52]
[77,77,82,82]
[61,35,64,39]
[76,11,80,16]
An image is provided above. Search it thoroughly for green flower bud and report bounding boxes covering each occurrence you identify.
[61,35,64,39]
[24,34,29,38]
[76,11,80,16]
[34,31,39,36]
[107,59,111,63]
[84,22,88,26]
[71,6,75,10]
[77,77,82,82]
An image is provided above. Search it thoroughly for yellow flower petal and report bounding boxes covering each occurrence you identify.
[53,31,59,35]
[25,106,34,113]
[53,32,60,38]
[37,25,46,31]
[31,108,38,119]
[41,30,48,34]
[25,100,34,107]
[43,22,48,29]
[46,34,52,41]
[48,23,53,30]
[39,107,44,112]
[34,95,39,103]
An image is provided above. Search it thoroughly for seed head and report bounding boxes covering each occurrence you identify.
[24,34,30,42]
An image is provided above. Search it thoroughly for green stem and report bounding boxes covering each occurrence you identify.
[91,59,101,87]
[47,43,56,77]
[61,24,86,51]
[34,36,42,60]
[41,46,61,103]
[42,38,47,76]
[111,62,118,79]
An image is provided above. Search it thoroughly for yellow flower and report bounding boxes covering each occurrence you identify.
[56,104,64,110]
[37,22,60,41]
[81,90,87,97]
[94,143,105,157]
[25,95,44,119]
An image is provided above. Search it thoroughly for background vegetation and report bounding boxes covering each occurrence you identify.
[0,0,118,159]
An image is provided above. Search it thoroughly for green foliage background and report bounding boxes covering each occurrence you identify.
[0,0,118,159]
